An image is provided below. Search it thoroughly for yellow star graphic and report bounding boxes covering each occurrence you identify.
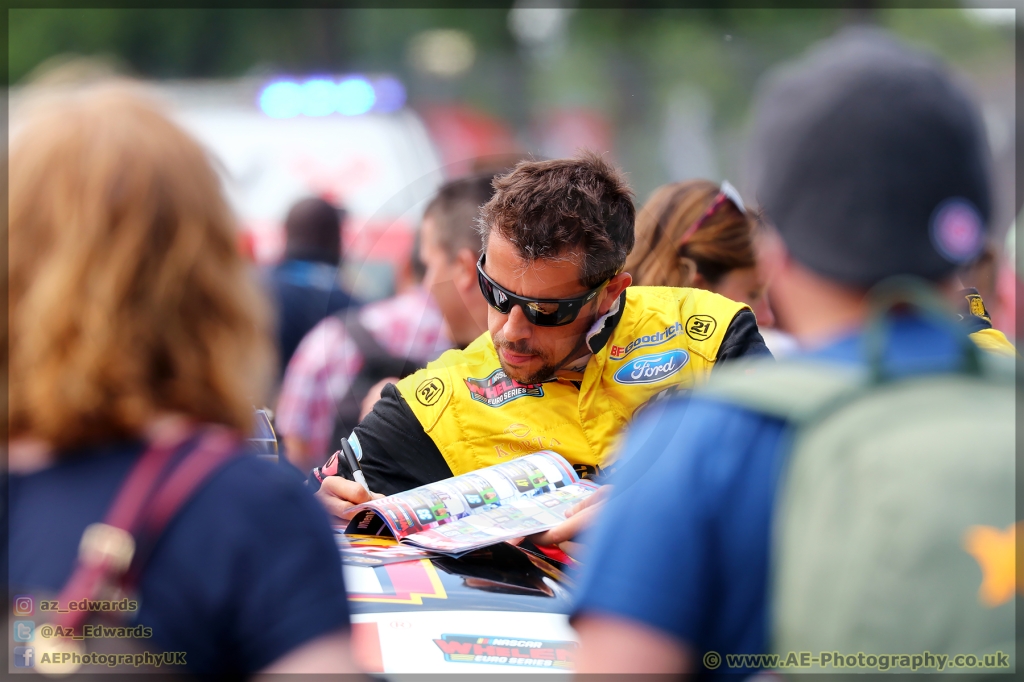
[963,522,1021,608]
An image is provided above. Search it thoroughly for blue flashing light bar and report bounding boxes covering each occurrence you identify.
[300,79,340,117]
[336,78,375,115]
[258,75,405,118]
[259,81,303,119]
[370,76,406,113]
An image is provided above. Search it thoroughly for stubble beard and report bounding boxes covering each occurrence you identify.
[491,315,595,385]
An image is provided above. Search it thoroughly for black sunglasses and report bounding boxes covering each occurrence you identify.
[476,254,607,327]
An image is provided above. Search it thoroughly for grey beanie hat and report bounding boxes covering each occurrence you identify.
[746,27,992,287]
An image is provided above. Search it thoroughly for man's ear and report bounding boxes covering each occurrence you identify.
[599,272,632,314]
[452,248,479,293]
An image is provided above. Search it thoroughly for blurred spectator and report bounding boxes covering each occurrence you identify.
[573,28,1015,675]
[275,172,496,469]
[264,196,356,379]
[626,178,802,356]
[6,84,358,675]
[954,239,1017,355]
[628,179,772,324]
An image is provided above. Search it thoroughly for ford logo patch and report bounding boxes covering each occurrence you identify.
[613,350,689,385]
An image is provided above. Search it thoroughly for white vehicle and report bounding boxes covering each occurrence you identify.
[12,75,445,302]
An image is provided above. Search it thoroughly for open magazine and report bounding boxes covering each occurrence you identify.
[341,450,599,556]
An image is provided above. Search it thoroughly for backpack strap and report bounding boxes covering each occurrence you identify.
[330,308,425,446]
[339,308,423,379]
[700,358,864,425]
[700,349,1014,427]
[53,424,241,631]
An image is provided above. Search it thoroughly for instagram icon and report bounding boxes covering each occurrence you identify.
[13,595,34,616]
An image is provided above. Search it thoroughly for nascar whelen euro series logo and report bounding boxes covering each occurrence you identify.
[465,369,544,407]
[434,634,576,669]
[612,350,689,385]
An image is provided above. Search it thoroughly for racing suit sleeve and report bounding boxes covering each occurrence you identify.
[348,383,454,495]
[715,309,773,364]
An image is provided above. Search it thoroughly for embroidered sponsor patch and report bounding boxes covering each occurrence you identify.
[415,378,445,406]
[609,321,684,360]
[965,292,990,321]
[347,432,363,461]
[504,423,531,438]
[685,314,717,341]
[433,634,576,669]
[464,369,543,407]
[613,350,689,385]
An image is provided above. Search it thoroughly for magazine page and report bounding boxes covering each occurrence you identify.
[342,450,580,540]
[400,480,600,555]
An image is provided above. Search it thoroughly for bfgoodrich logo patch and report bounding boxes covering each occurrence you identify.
[613,350,689,385]
[609,321,684,360]
[465,369,544,407]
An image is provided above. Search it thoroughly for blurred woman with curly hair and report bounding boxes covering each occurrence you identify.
[6,83,359,675]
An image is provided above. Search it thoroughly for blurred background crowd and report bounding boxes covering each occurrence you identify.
[9,5,1018,327]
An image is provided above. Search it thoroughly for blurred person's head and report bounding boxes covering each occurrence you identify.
[477,152,635,384]
[419,172,497,346]
[626,179,774,327]
[7,83,274,454]
[283,197,345,266]
[747,27,991,345]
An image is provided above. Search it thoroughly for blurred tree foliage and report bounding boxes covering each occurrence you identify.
[10,6,1014,201]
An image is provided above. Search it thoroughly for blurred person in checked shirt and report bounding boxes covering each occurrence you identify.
[275,172,498,470]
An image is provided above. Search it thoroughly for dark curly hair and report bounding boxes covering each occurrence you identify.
[477,151,636,288]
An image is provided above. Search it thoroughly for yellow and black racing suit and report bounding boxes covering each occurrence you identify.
[959,287,1016,357]
[347,286,771,494]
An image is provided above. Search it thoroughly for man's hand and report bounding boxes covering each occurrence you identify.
[315,476,384,522]
[529,485,611,547]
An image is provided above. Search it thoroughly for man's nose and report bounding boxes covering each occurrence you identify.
[501,304,533,343]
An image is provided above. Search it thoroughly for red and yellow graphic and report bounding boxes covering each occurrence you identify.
[348,559,448,605]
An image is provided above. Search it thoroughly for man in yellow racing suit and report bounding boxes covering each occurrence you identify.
[313,153,772,519]
[959,286,1016,356]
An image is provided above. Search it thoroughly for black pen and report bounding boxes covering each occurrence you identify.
[339,437,370,494]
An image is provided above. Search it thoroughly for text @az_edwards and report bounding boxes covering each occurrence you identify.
[38,623,152,639]
[702,650,1011,672]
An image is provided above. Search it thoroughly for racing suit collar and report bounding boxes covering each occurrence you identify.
[586,290,626,355]
[550,291,627,382]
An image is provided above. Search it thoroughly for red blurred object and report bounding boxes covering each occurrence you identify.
[351,622,384,673]
[344,217,416,265]
[992,253,1017,339]
[237,231,258,262]
[536,107,613,160]
[419,104,521,177]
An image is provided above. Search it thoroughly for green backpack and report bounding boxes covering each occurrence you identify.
[702,283,1017,675]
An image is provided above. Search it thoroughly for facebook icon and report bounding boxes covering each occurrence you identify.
[14,646,34,668]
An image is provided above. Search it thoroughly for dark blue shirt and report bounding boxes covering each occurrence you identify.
[265,259,356,374]
[8,441,350,675]
[571,316,969,676]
